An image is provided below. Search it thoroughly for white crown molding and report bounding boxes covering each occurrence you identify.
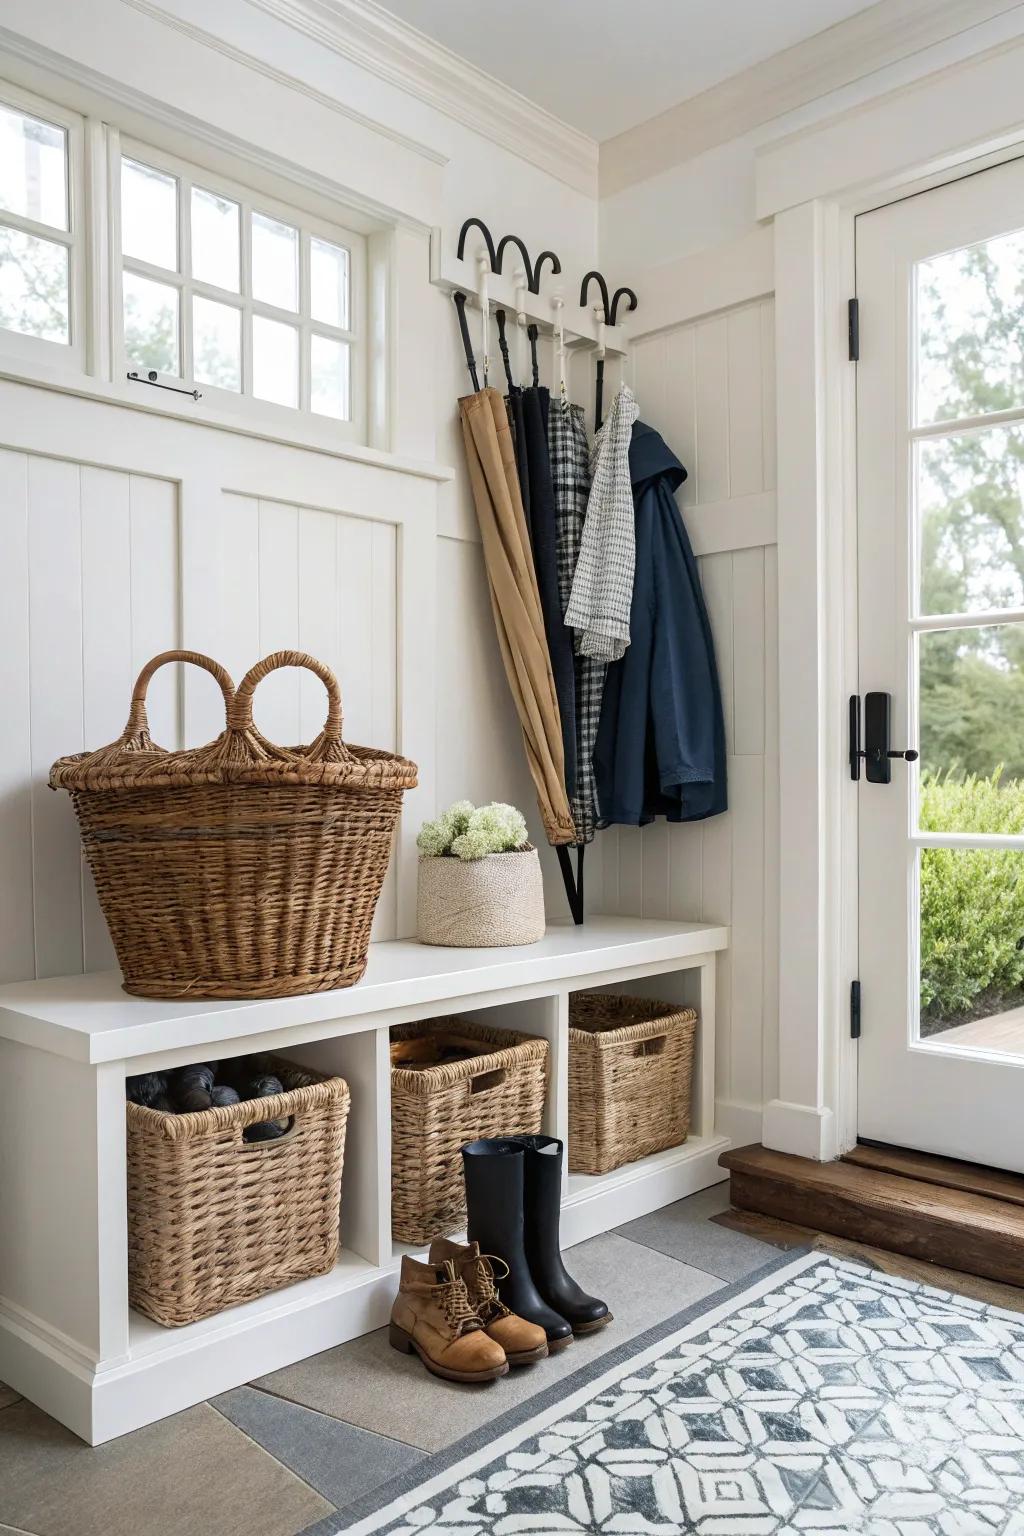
[243,0,599,197]
[600,0,1024,197]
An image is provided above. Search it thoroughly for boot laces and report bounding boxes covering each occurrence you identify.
[469,1254,511,1323]
[433,1260,481,1337]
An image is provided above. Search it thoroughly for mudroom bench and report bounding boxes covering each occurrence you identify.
[0,916,727,1444]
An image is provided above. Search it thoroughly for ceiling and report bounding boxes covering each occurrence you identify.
[375,0,881,141]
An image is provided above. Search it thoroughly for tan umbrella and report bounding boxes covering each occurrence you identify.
[458,380,576,849]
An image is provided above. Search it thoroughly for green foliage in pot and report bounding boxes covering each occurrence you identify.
[417,800,529,862]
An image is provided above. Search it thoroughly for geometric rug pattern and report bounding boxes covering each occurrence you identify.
[340,1253,1024,1535]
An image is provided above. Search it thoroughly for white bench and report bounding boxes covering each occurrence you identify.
[0,916,728,1443]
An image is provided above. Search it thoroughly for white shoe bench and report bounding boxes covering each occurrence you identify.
[0,916,728,1444]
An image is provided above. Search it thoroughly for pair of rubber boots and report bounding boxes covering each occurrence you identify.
[389,1135,611,1383]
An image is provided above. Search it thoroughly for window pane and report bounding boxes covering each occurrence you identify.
[310,334,349,420]
[0,103,67,230]
[123,270,179,376]
[0,226,68,342]
[918,424,1024,617]
[920,847,1024,1051]
[193,295,240,391]
[121,158,177,271]
[310,237,349,329]
[252,315,297,406]
[191,187,239,292]
[916,227,1024,426]
[251,212,297,311]
[919,622,1024,830]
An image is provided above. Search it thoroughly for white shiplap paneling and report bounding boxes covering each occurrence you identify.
[612,296,778,1137]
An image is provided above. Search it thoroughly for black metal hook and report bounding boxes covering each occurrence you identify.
[579,270,612,322]
[609,286,638,326]
[532,250,561,292]
[456,217,498,271]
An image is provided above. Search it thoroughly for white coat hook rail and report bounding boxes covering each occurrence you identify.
[449,218,570,391]
[551,295,567,404]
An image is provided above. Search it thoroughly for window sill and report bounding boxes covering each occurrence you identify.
[0,354,455,483]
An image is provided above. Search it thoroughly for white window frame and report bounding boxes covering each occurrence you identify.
[0,80,86,375]
[111,132,367,442]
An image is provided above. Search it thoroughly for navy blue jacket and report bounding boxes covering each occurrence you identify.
[593,422,727,825]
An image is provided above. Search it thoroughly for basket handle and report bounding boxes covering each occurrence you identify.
[230,651,344,744]
[632,1034,668,1058]
[468,1066,508,1094]
[121,650,236,746]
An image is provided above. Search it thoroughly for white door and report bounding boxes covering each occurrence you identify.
[857,157,1024,1172]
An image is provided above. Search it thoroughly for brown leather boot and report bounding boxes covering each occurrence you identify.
[389,1255,509,1383]
[428,1238,549,1366]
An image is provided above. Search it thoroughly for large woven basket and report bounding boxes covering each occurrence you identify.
[568,993,697,1175]
[126,1056,350,1327]
[49,649,417,999]
[390,1018,548,1244]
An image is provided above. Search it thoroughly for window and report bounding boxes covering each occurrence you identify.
[117,143,359,424]
[0,90,79,359]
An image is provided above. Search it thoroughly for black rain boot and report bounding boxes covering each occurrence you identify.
[462,1138,573,1351]
[515,1134,612,1334]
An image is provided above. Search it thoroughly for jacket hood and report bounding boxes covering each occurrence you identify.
[629,420,688,493]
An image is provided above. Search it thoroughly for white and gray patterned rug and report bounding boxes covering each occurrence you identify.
[332,1250,1024,1536]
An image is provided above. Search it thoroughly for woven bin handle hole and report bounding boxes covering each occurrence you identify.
[231,650,348,750]
[468,1068,507,1094]
[633,1035,668,1058]
[237,1114,296,1149]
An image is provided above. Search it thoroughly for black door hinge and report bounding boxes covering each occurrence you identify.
[850,979,862,1039]
[848,298,860,361]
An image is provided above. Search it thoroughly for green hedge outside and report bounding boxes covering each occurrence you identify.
[920,770,1024,1031]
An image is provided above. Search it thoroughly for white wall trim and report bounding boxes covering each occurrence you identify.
[756,24,1024,218]
[629,225,774,341]
[686,494,776,557]
[600,0,1024,197]
[762,1098,837,1163]
[243,0,599,197]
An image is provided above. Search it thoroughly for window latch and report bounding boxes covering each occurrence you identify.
[127,370,202,401]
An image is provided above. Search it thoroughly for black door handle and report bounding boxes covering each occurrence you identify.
[849,693,918,783]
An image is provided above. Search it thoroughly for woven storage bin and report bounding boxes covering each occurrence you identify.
[126,1056,350,1327]
[568,993,697,1175]
[390,1018,548,1244]
[49,649,417,999]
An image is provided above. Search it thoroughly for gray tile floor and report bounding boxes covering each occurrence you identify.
[0,1179,781,1536]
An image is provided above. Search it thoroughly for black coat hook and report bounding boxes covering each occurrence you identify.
[579,270,612,322]
[456,217,498,270]
[610,286,638,326]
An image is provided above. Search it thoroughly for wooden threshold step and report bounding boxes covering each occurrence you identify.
[844,1142,1024,1209]
[719,1144,1024,1289]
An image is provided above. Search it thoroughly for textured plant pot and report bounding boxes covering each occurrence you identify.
[416,848,546,947]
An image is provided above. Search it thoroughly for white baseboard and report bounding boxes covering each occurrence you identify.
[762,1098,837,1161]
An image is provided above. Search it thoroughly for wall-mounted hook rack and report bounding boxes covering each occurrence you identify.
[578,272,639,428]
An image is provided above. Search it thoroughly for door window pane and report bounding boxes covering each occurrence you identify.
[123,270,179,375]
[121,159,177,271]
[0,226,68,342]
[919,623,1024,820]
[0,103,67,229]
[251,212,297,311]
[916,227,1024,426]
[918,425,1024,616]
[191,187,239,292]
[310,237,349,329]
[252,314,297,406]
[920,847,1024,1050]
[193,295,240,391]
[311,334,349,419]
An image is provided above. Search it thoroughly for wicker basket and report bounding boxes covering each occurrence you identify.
[126,1056,350,1327]
[568,993,697,1175]
[49,649,417,999]
[390,1018,548,1244]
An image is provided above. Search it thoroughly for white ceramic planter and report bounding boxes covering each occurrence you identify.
[416,847,546,947]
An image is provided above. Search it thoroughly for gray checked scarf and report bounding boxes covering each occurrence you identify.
[564,383,639,664]
[549,398,606,843]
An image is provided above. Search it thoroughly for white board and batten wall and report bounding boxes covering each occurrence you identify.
[596,228,778,1150]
